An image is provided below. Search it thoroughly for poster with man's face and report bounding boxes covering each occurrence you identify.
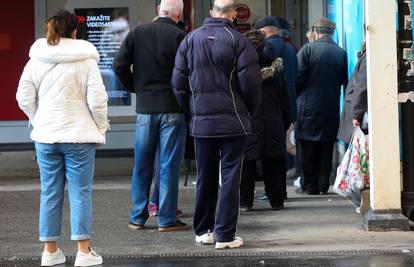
[75,7,130,107]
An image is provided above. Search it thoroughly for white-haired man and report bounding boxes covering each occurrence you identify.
[113,0,187,232]
[172,0,261,249]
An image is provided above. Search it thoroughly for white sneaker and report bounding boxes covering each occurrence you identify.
[74,248,103,266]
[195,230,214,245]
[41,248,66,266]
[293,177,301,188]
[215,237,243,249]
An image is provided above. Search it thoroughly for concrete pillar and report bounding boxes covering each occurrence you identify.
[364,0,409,231]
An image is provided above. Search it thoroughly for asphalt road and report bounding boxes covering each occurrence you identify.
[2,254,414,267]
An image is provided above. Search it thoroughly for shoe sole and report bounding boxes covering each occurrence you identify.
[128,224,145,230]
[41,259,66,266]
[195,237,214,245]
[215,243,243,249]
[158,225,187,232]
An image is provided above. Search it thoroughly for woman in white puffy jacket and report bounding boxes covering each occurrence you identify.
[16,9,108,267]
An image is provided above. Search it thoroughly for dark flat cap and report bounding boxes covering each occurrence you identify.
[254,16,280,29]
[312,18,336,29]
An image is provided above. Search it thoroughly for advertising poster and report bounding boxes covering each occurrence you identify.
[75,7,131,107]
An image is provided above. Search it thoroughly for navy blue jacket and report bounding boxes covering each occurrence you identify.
[264,34,298,122]
[172,18,262,138]
[296,36,348,142]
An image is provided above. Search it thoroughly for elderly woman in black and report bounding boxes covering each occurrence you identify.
[240,30,292,211]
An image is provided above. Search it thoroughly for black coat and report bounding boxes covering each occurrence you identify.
[295,36,348,142]
[337,51,367,143]
[244,54,292,160]
[113,17,186,114]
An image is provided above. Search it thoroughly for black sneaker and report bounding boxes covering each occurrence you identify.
[158,220,187,232]
[271,204,284,210]
[295,188,319,195]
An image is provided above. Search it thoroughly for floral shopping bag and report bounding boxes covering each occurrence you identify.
[333,127,369,198]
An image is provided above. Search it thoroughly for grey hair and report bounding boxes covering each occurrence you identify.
[262,26,279,34]
[212,4,235,14]
[159,0,183,16]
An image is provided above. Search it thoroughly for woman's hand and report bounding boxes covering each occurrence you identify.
[352,119,360,127]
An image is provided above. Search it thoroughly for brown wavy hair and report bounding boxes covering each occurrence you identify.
[45,9,78,46]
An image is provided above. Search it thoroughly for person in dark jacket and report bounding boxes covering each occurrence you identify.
[113,0,187,232]
[337,44,368,213]
[296,18,348,195]
[171,0,261,249]
[254,16,298,122]
[337,47,367,144]
[240,30,292,211]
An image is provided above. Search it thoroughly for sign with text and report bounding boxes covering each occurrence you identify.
[75,7,131,108]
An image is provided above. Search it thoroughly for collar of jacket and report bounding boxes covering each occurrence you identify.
[315,35,334,43]
[203,17,236,28]
[266,34,283,42]
[155,16,180,28]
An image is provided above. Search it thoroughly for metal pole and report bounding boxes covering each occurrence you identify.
[398,0,414,221]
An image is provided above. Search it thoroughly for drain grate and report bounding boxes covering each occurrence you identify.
[2,249,413,263]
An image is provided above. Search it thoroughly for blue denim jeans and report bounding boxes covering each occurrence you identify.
[35,143,96,241]
[150,148,160,205]
[130,113,186,227]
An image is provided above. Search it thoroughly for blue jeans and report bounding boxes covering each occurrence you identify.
[35,143,96,241]
[130,113,186,227]
[150,148,160,205]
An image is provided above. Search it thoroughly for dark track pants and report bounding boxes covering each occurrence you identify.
[240,158,286,208]
[193,136,246,242]
[297,139,334,194]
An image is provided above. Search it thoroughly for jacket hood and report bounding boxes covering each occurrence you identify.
[29,38,100,63]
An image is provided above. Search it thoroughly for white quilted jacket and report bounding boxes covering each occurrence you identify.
[16,38,109,144]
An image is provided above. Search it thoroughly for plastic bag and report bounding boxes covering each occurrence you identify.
[333,127,370,197]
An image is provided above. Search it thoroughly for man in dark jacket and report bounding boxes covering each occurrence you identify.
[172,0,261,249]
[254,16,298,122]
[113,0,187,232]
[296,18,348,195]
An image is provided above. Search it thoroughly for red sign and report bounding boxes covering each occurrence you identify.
[235,4,251,23]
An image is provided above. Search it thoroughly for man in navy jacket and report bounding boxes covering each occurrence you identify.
[172,0,261,249]
[254,16,298,122]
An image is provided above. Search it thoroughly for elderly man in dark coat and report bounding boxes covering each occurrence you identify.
[296,18,348,195]
[172,0,261,249]
[254,16,298,122]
